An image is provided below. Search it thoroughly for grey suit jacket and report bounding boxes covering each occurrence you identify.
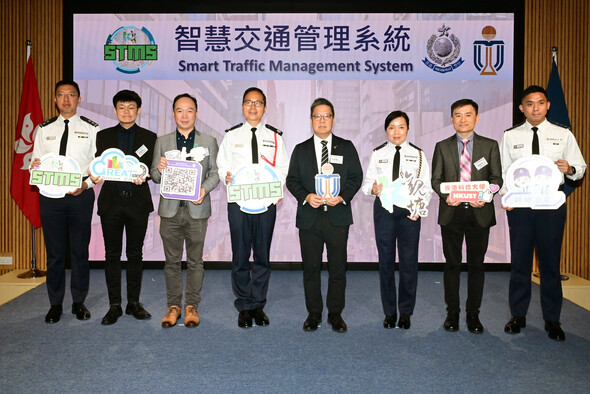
[150,129,220,219]
[431,132,503,228]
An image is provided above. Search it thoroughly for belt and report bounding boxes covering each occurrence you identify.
[117,190,133,197]
[460,202,471,209]
[179,200,188,207]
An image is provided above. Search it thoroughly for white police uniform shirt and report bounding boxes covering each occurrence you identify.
[32,113,99,189]
[499,119,586,195]
[217,122,289,185]
[362,140,433,206]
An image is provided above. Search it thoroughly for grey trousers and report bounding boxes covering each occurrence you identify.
[160,206,208,308]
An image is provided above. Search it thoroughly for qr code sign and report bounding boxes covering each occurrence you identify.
[162,167,198,196]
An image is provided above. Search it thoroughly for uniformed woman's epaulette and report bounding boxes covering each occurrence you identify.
[225,123,242,133]
[80,116,98,127]
[40,116,58,127]
[409,142,422,151]
[504,121,525,132]
[373,142,387,151]
[265,124,283,136]
[548,120,572,130]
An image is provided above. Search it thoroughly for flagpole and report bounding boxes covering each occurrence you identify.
[17,40,46,279]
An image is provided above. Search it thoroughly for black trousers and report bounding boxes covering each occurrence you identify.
[39,190,94,306]
[440,205,490,314]
[507,204,566,322]
[100,194,149,305]
[299,210,349,316]
[228,203,276,312]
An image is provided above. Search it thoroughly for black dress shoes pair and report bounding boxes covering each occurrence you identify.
[383,314,397,329]
[126,302,152,320]
[238,310,253,328]
[327,313,347,332]
[545,321,566,341]
[303,313,322,331]
[397,314,411,329]
[443,310,460,332]
[101,305,123,325]
[504,316,526,334]
[45,305,63,324]
[251,306,270,326]
[466,312,484,334]
[72,302,91,320]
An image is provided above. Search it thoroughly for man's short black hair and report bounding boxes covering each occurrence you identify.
[113,90,142,108]
[384,110,409,130]
[451,98,479,115]
[55,80,80,96]
[310,98,335,118]
[243,87,266,106]
[172,93,198,110]
[521,85,548,102]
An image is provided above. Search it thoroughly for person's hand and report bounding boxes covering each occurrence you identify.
[88,170,104,185]
[68,181,88,196]
[325,196,343,207]
[470,200,485,208]
[306,193,324,208]
[157,157,167,173]
[446,195,461,207]
[371,180,383,197]
[29,158,41,170]
[192,188,206,205]
[554,159,571,174]
[225,171,233,185]
[132,173,150,185]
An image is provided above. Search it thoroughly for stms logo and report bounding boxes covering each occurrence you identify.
[104,26,157,74]
[422,24,464,74]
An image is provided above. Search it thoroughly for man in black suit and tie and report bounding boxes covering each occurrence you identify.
[286,98,363,332]
[431,99,503,334]
[92,90,157,325]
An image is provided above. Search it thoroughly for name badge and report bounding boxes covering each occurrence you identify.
[136,145,148,157]
[235,144,244,148]
[330,155,343,164]
[513,144,524,149]
[378,159,389,163]
[474,157,488,170]
[47,136,57,140]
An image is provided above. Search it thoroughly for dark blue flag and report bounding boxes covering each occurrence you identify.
[546,56,576,196]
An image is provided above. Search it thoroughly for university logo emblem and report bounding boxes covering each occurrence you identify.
[104,26,158,74]
[473,26,505,75]
[422,24,464,73]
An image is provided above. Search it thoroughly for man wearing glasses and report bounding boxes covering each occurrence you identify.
[217,87,288,328]
[286,98,363,332]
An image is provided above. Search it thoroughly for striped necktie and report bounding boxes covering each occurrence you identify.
[321,140,328,168]
[460,139,471,182]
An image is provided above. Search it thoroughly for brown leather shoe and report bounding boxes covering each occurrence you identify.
[161,306,181,328]
[184,305,200,328]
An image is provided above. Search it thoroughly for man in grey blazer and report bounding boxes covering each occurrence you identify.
[431,99,502,334]
[151,93,219,328]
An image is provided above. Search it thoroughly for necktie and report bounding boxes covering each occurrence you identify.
[251,127,258,164]
[392,145,401,181]
[460,139,471,182]
[321,140,328,169]
[531,126,539,154]
[59,119,69,156]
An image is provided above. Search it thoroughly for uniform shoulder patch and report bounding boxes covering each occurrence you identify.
[225,123,242,133]
[504,121,525,132]
[80,116,99,127]
[547,120,571,130]
[40,116,58,127]
[265,123,283,136]
[409,142,422,151]
[373,142,387,151]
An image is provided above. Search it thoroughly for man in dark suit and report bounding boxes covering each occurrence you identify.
[286,98,363,332]
[92,90,157,325]
[431,99,503,334]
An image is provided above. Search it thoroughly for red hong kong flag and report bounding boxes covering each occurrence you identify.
[10,55,43,229]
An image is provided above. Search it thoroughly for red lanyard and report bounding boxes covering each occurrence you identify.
[260,131,277,167]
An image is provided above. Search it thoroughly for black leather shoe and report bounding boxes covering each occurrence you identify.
[504,316,526,334]
[444,310,460,332]
[383,314,397,329]
[303,313,322,331]
[72,302,91,320]
[251,306,269,326]
[101,305,123,325]
[125,302,152,320]
[45,305,62,324]
[327,313,347,332]
[466,312,484,334]
[397,314,411,329]
[545,321,566,341]
[238,310,252,328]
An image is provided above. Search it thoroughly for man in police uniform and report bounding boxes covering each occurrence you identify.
[500,85,586,341]
[362,110,431,330]
[31,80,99,324]
[217,87,288,328]
[91,90,157,325]
[151,93,219,328]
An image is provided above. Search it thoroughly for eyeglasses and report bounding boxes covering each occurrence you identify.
[312,114,333,121]
[243,100,264,107]
[56,93,78,99]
